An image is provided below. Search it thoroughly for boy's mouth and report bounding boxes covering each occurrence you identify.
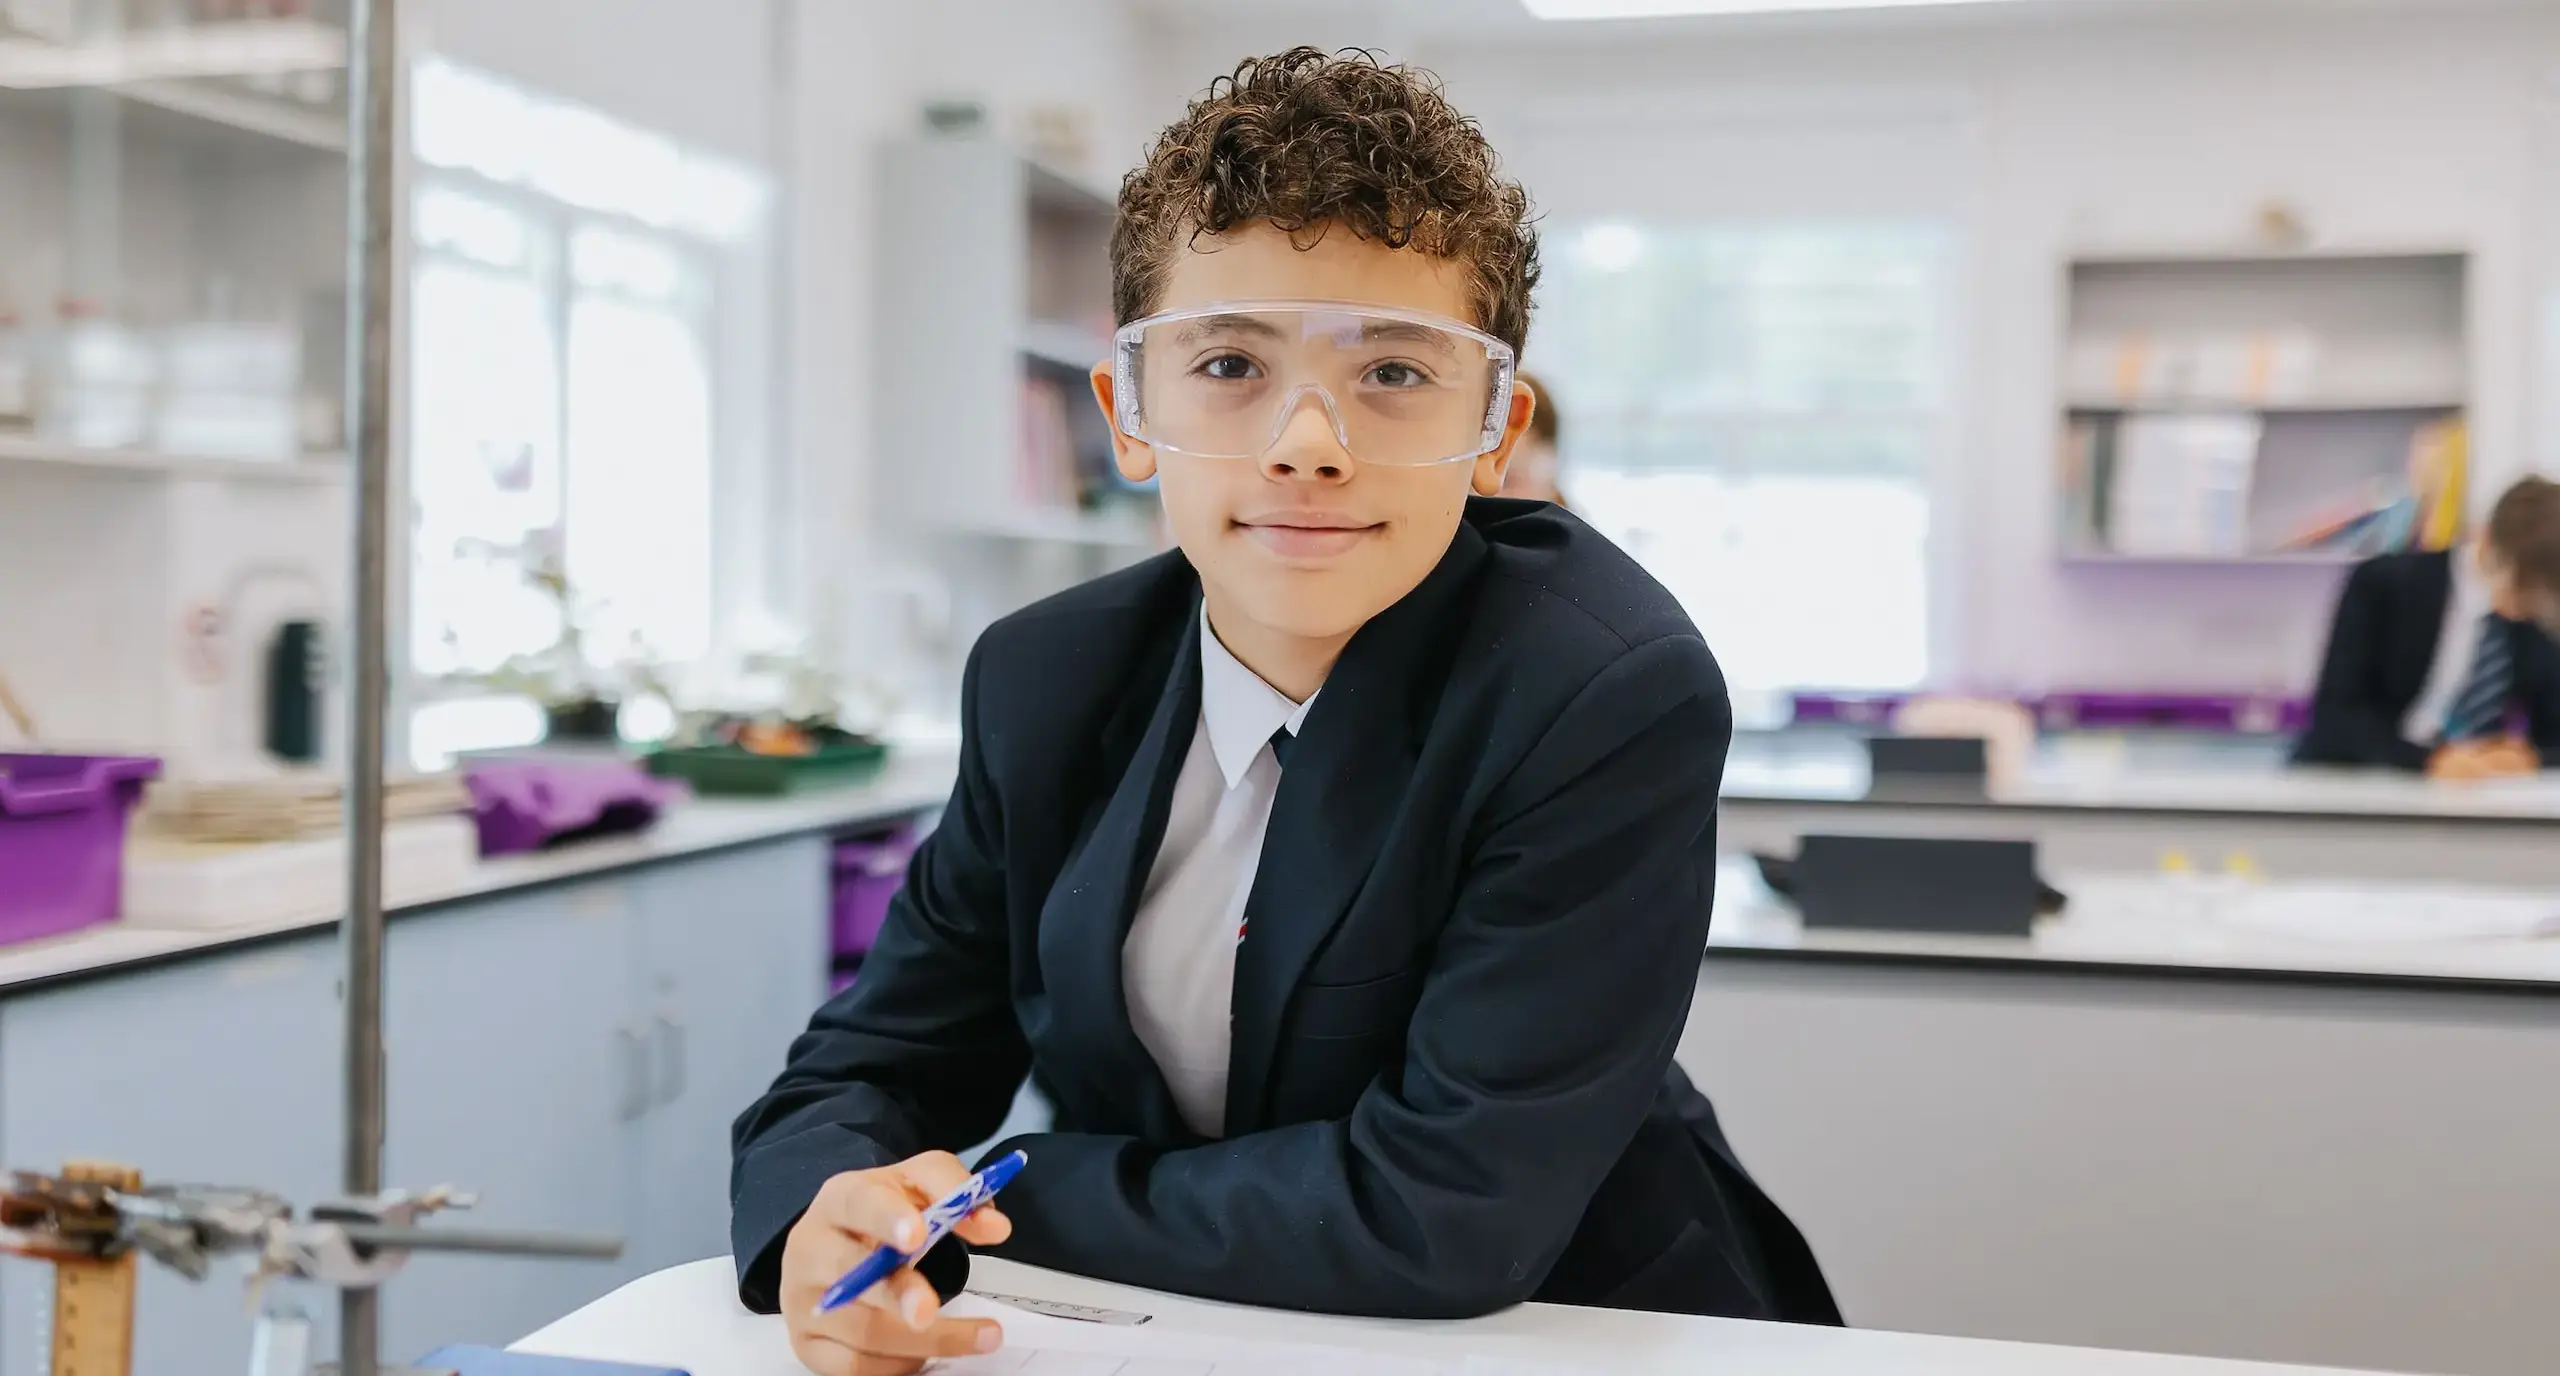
[1233,511,1383,559]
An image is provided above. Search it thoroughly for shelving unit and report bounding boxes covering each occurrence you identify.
[0,10,351,772]
[2054,251,2469,566]
[873,133,1161,702]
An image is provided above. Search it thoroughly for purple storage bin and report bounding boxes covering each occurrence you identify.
[832,828,917,958]
[0,753,162,947]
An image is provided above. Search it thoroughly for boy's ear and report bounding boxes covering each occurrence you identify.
[1092,363,1158,484]
[1470,378,1537,497]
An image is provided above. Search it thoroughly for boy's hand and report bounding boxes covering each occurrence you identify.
[778,1152,1011,1376]
[2427,738,2541,781]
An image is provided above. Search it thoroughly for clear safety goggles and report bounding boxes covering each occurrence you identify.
[1112,300,1518,467]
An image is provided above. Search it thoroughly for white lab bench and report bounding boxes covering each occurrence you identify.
[6,740,2556,1376]
[513,1254,2405,1376]
[0,751,957,1376]
[1687,862,2560,1376]
[1721,729,2560,885]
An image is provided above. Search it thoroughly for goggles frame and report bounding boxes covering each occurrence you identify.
[1111,298,1519,467]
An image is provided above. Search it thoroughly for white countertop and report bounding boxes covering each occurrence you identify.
[514,1255,2396,1376]
[1723,731,2560,821]
[14,739,2557,996]
[1709,858,2560,988]
[0,749,960,995]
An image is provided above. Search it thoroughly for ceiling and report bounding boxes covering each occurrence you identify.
[1133,0,2549,47]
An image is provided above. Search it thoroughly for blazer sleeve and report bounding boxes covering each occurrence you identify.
[2515,624,2560,762]
[977,635,1730,1319]
[728,642,1029,1311]
[2295,560,2431,772]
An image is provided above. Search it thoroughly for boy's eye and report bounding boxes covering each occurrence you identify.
[1365,361,1431,389]
[1197,352,1261,381]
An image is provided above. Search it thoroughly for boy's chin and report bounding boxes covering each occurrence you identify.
[1218,576,1405,647]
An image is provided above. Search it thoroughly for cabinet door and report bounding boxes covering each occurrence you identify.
[0,941,341,1376]
[629,836,833,1276]
[379,878,641,1361]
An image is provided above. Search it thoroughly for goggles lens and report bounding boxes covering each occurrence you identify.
[1114,303,1515,467]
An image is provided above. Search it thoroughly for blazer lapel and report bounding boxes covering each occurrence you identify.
[1222,526,1490,1135]
[1036,602,1204,1142]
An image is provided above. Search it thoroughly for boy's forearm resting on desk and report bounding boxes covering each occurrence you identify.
[730,649,1728,1319]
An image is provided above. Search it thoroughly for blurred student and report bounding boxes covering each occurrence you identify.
[1499,370,1566,505]
[731,47,1835,1376]
[2295,476,2560,777]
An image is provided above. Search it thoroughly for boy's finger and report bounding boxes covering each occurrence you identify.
[953,1207,1012,1246]
[894,1151,974,1201]
[887,1268,941,1331]
[814,1175,928,1251]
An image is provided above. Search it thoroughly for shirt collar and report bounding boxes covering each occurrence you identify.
[1199,602,1317,790]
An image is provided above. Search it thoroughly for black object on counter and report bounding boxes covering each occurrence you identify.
[263,619,326,763]
[1763,834,2049,936]
[1864,734,1989,801]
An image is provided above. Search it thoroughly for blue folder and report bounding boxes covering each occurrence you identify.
[414,1347,689,1376]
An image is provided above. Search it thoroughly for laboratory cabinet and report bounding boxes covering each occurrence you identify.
[0,833,833,1376]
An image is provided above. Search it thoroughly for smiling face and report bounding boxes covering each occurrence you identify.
[1093,224,1535,688]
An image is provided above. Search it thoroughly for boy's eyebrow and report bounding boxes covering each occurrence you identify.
[1351,319,1463,358]
[1168,312,1468,360]
[1172,313,1287,345]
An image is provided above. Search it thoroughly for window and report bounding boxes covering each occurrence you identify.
[1533,220,1951,704]
[403,58,768,769]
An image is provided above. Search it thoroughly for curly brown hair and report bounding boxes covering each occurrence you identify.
[2488,476,2560,599]
[1111,46,1540,354]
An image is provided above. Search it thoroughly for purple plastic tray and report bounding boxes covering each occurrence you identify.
[0,753,161,947]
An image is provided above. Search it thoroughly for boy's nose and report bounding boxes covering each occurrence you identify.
[1259,387,1355,483]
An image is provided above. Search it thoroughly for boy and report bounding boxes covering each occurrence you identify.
[731,49,1836,1374]
[2295,476,2560,777]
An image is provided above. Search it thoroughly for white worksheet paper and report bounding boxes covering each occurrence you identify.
[927,1295,1582,1376]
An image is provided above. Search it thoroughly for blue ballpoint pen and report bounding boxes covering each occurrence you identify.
[815,1150,1028,1314]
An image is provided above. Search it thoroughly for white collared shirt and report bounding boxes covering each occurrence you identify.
[1122,604,1316,1138]
[2405,545,2493,744]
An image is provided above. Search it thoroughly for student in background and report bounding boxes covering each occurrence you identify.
[731,47,1835,1376]
[1499,370,1567,505]
[2295,476,2560,777]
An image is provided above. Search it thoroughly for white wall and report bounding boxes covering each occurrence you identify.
[411,0,778,165]
[781,0,1167,698]
[1156,3,2560,695]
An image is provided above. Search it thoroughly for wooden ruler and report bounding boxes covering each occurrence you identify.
[48,1162,140,1376]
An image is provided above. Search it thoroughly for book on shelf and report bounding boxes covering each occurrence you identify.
[2269,415,2469,557]
[1015,375,1081,511]
[2105,413,2263,557]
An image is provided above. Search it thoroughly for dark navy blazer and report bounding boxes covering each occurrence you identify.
[730,497,1839,1324]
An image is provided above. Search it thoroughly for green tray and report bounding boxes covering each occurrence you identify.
[647,739,889,796]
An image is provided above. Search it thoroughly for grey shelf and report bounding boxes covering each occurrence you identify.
[2059,548,2362,569]
[0,435,348,484]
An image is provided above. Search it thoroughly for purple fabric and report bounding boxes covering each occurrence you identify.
[464,757,688,856]
[0,753,162,946]
[1790,691,2309,735]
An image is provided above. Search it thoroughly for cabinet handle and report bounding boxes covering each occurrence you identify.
[615,1024,650,1123]
[653,1011,688,1106]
